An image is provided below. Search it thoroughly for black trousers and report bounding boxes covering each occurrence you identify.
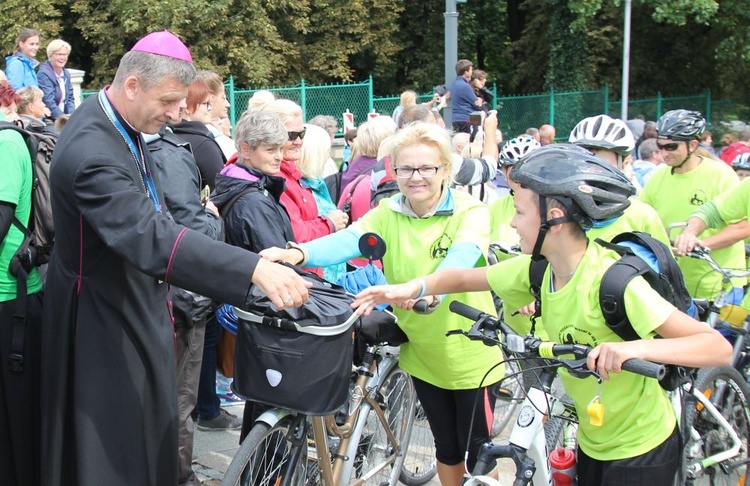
[577,425,680,486]
[0,292,43,486]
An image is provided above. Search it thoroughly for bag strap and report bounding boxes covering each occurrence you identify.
[219,186,260,219]
[8,234,33,373]
[527,257,548,336]
[598,253,651,342]
[339,173,369,220]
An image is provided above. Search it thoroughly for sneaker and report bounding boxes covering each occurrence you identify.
[197,408,242,431]
[218,391,244,407]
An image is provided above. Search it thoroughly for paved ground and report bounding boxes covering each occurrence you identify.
[193,402,520,485]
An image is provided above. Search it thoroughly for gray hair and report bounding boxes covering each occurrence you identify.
[112,51,196,90]
[308,115,338,139]
[234,110,288,157]
[639,138,659,160]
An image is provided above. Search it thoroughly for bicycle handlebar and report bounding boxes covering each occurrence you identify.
[448,301,667,381]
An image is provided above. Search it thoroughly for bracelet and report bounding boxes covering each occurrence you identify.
[414,278,427,299]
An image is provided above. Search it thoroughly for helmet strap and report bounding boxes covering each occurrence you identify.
[673,140,694,171]
[531,196,574,261]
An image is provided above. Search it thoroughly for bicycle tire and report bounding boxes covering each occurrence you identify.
[399,398,438,486]
[350,366,416,485]
[681,365,750,486]
[222,417,307,486]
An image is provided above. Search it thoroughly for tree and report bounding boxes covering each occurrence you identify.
[0,0,62,66]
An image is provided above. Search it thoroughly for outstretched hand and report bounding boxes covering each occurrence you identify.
[251,258,312,309]
[352,281,421,315]
[259,246,302,265]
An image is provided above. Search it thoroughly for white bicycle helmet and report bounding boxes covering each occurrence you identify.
[499,134,541,167]
[568,114,635,157]
[732,152,750,171]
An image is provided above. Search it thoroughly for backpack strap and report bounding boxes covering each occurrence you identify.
[527,257,548,336]
[598,252,650,342]
[339,174,369,221]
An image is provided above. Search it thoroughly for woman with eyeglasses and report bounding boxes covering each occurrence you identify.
[37,39,75,120]
[253,99,348,244]
[172,77,227,190]
[261,122,503,486]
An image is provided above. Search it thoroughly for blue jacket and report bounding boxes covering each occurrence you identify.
[37,61,75,120]
[449,76,478,123]
[4,53,38,90]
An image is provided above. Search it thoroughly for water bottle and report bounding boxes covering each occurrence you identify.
[549,447,577,486]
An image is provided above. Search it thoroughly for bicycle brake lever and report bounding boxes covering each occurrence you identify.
[559,358,601,380]
[446,329,466,337]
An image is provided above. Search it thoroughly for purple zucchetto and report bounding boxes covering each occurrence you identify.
[130,30,192,63]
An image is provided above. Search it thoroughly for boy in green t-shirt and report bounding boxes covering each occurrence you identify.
[353,144,732,485]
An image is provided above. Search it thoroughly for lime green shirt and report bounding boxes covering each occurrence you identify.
[640,159,745,298]
[486,243,676,460]
[0,111,43,301]
[587,197,670,246]
[355,190,504,389]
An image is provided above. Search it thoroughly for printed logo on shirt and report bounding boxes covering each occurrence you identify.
[430,232,453,259]
[689,190,707,206]
[557,325,599,348]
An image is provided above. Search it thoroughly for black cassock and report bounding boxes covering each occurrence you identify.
[41,93,259,486]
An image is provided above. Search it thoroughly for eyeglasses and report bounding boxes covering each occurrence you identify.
[53,52,69,58]
[657,141,681,152]
[393,165,444,179]
[288,129,306,141]
[199,101,212,110]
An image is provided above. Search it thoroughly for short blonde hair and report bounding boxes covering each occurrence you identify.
[254,98,302,126]
[298,124,332,179]
[399,90,417,107]
[46,39,71,59]
[16,86,43,114]
[390,122,454,183]
[351,116,397,159]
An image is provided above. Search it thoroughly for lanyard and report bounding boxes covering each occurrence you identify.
[98,89,162,213]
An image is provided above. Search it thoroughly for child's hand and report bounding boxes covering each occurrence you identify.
[352,281,421,315]
[587,341,646,381]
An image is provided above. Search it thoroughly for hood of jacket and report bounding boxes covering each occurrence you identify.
[212,164,287,211]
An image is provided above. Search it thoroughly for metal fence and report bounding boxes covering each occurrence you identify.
[83,78,748,138]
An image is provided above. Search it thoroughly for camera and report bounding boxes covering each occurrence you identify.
[469,111,483,126]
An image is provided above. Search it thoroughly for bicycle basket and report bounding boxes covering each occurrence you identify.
[232,267,359,415]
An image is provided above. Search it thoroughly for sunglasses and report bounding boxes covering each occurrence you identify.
[288,129,306,141]
[657,141,681,152]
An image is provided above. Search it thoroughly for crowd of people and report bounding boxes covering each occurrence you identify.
[2,29,750,486]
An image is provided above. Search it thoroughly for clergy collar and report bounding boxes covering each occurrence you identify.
[104,86,141,140]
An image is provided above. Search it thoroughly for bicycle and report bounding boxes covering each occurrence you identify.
[445,299,750,486]
[221,310,417,486]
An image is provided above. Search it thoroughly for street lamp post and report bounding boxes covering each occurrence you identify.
[621,0,632,120]
[444,0,465,126]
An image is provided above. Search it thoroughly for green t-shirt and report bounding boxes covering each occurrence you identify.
[486,194,546,338]
[486,243,676,460]
[587,197,670,246]
[355,190,504,389]
[0,112,43,301]
[640,159,745,299]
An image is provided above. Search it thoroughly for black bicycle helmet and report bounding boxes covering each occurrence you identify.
[656,109,706,141]
[511,144,635,223]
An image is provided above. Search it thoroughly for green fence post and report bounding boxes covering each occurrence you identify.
[226,76,235,126]
[300,78,307,120]
[549,86,555,125]
[368,75,374,113]
[656,91,662,119]
[492,82,497,111]
[604,84,609,115]
[705,89,712,125]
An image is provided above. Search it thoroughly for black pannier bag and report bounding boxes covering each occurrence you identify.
[232,265,359,415]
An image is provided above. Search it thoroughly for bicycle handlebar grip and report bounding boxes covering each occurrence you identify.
[413,300,430,314]
[449,300,485,321]
[621,358,666,380]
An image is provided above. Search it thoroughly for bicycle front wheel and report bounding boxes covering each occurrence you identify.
[491,358,524,437]
[350,366,416,485]
[222,417,307,486]
[399,398,438,486]
[682,366,750,486]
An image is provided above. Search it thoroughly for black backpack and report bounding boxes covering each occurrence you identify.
[528,232,697,391]
[0,121,58,373]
